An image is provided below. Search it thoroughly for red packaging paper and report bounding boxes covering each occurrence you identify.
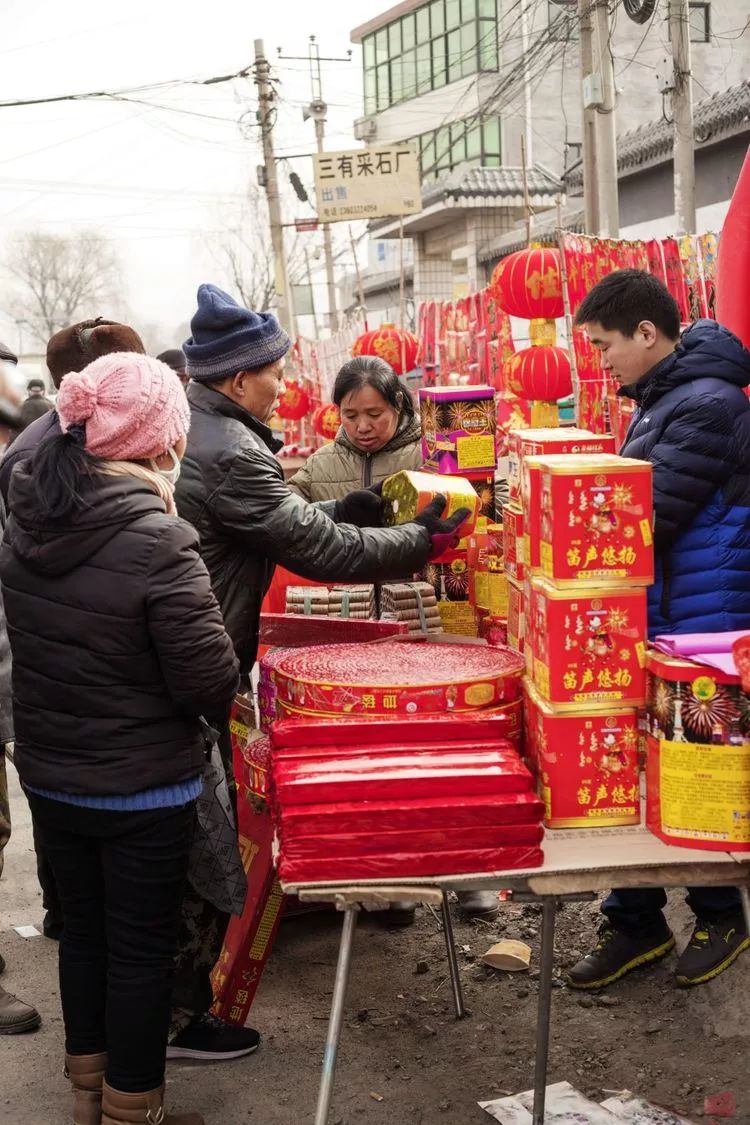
[273,749,533,805]
[282,823,543,858]
[271,709,522,749]
[273,737,520,763]
[279,845,544,884]
[277,791,544,837]
[259,613,409,648]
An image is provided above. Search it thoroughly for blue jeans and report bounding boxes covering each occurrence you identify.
[602,885,742,938]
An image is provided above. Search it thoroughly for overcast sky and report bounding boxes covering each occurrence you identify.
[0,0,384,355]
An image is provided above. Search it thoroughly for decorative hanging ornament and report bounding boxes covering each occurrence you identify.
[312,403,341,440]
[504,345,572,403]
[275,383,311,421]
[489,247,565,320]
[352,323,419,376]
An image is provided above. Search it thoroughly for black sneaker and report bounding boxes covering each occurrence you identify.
[566,923,676,990]
[166,1012,260,1061]
[675,914,750,987]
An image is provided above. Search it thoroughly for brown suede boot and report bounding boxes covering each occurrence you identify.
[101,1081,204,1125]
[65,1053,106,1125]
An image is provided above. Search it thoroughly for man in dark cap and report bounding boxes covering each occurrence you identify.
[0,317,145,503]
[157,348,189,387]
[17,379,54,433]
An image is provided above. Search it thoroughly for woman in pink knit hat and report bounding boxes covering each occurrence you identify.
[0,352,239,1125]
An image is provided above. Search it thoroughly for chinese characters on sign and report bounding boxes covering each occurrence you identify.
[313,144,421,223]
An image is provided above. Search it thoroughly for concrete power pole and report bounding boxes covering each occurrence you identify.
[305,38,341,333]
[591,0,619,237]
[254,39,295,336]
[578,0,600,235]
[668,0,696,233]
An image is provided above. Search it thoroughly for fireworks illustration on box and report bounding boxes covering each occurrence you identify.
[682,683,735,741]
[445,399,494,434]
[739,692,750,739]
[420,397,438,443]
[649,679,675,733]
[473,479,495,517]
[444,560,469,600]
[421,562,440,596]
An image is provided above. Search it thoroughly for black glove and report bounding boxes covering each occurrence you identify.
[413,496,472,560]
[333,487,385,528]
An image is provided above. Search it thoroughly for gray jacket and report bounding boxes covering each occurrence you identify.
[175,383,431,674]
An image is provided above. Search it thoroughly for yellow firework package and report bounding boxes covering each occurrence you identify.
[382,470,480,538]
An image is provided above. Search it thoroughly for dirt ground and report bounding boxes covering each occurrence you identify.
[2,761,748,1125]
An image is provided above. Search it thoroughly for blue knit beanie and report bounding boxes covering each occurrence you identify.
[183,284,292,382]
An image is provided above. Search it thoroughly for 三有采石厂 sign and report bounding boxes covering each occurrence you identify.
[313,144,421,223]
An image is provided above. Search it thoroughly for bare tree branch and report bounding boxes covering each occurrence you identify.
[7,231,122,346]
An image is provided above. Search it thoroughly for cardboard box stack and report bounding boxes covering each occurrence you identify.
[414,386,498,636]
[507,435,654,829]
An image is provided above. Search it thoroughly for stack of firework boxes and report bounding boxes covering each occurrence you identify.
[418,385,504,636]
[503,429,655,829]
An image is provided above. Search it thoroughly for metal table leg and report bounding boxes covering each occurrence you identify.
[314,906,358,1125]
[441,891,466,1019]
[532,896,557,1125]
[740,885,750,938]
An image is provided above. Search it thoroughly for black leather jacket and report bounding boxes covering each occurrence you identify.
[175,383,431,673]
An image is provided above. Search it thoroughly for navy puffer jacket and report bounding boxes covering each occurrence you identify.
[619,319,750,637]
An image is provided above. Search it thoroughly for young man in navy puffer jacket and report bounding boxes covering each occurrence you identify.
[567,270,750,991]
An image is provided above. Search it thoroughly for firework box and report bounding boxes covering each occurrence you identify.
[419,549,471,602]
[437,600,479,637]
[467,531,490,611]
[479,615,509,647]
[419,384,497,473]
[281,823,543,858]
[272,709,522,750]
[465,471,496,529]
[278,844,543,884]
[645,650,746,744]
[646,734,750,851]
[502,502,524,582]
[210,700,284,1025]
[272,640,525,718]
[486,523,508,617]
[507,576,524,654]
[524,681,641,828]
[536,454,654,587]
[382,469,480,538]
[507,427,616,503]
[529,577,648,710]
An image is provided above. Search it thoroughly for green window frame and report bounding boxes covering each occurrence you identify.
[415,114,502,181]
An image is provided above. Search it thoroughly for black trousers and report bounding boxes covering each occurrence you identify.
[28,794,194,1093]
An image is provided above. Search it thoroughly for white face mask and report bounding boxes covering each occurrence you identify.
[149,446,181,487]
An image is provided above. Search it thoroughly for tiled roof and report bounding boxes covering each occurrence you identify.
[567,80,750,189]
[422,163,563,206]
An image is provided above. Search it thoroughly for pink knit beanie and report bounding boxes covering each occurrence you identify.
[57,352,190,461]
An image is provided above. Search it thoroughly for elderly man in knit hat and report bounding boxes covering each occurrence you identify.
[169,285,466,1063]
[157,347,189,387]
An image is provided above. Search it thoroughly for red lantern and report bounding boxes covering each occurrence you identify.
[312,403,341,440]
[489,248,564,320]
[276,383,310,421]
[352,323,419,376]
[505,346,572,402]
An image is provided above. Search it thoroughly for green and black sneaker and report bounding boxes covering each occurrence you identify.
[566,922,676,990]
[675,914,750,987]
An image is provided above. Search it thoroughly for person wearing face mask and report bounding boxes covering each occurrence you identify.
[0,352,239,1125]
[287,355,423,505]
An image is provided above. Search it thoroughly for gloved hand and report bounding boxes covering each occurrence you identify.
[413,496,472,560]
[333,486,385,528]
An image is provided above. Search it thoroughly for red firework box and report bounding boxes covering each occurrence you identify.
[645,650,747,745]
[523,681,641,828]
[272,640,525,719]
[419,385,497,473]
[466,471,496,530]
[486,522,508,618]
[210,698,284,1026]
[502,502,524,582]
[507,576,524,654]
[507,427,616,503]
[529,577,648,709]
[535,454,654,587]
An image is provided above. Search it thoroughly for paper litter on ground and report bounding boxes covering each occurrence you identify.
[13,924,41,938]
[479,1083,696,1125]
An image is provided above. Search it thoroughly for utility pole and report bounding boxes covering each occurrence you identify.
[577,0,600,235]
[254,39,295,336]
[668,0,696,233]
[591,0,619,237]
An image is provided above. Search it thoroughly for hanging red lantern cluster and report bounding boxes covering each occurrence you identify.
[312,402,340,441]
[275,382,311,421]
[505,346,572,402]
[488,247,564,320]
[352,323,419,377]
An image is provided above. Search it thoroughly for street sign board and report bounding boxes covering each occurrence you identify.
[313,143,421,223]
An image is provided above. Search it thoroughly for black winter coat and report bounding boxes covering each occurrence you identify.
[0,410,60,505]
[175,382,432,673]
[0,466,240,796]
